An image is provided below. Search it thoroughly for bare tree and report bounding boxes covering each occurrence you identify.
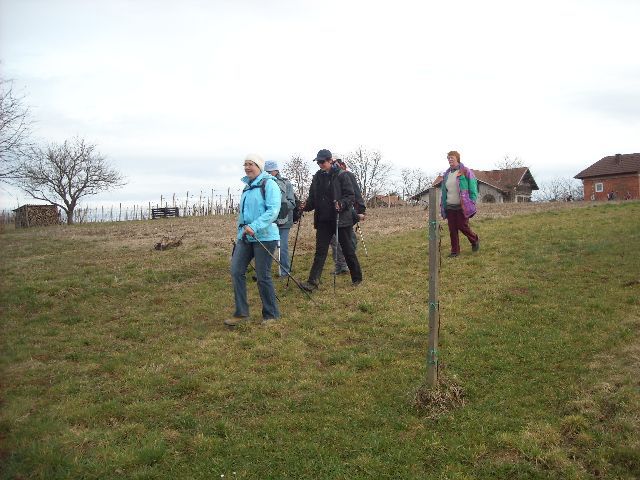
[534,177,583,202]
[1,78,33,182]
[18,137,126,224]
[282,154,312,199]
[494,154,525,170]
[398,168,437,201]
[344,146,392,200]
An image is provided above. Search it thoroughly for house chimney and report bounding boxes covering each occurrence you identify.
[615,153,622,165]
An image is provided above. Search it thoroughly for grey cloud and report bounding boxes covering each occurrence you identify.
[579,90,640,123]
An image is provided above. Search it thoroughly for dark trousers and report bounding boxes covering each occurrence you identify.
[446,208,478,254]
[331,229,357,271]
[309,222,362,284]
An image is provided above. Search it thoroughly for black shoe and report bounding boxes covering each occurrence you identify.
[352,280,362,287]
[300,281,318,292]
[448,253,459,258]
[472,238,480,252]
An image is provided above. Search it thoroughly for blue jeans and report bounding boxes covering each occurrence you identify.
[231,238,280,319]
[278,227,291,276]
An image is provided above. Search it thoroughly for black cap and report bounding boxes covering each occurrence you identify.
[314,149,332,162]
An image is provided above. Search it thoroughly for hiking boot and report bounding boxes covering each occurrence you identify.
[447,253,459,258]
[224,316,249,327]
[300,281,319,292]
[472,238,480,252]
[333,268,349,276]
[352,280,362,287]
[261,318,278,326]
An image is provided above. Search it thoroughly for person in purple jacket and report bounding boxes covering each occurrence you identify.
[440,150,480,258]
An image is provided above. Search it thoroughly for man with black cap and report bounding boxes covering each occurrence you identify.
[330,158,366,274]
[300,149,363,291]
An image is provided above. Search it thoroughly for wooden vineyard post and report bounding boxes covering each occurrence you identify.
[427,187,440,388]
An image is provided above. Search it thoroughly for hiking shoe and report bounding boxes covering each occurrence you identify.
[472,238,480,252]
[300,281,319,292]
[333,268,349,276]
[447,253,459,258]
[224,316,249,327]
[352,280,362,287]
[261,318,278,326]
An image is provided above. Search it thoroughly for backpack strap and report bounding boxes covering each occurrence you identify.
[243,176,275,200]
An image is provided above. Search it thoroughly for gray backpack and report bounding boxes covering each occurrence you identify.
[273,177,290,225]
[257,177,289,224]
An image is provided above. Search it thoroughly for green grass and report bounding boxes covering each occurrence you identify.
[1,202,639,479]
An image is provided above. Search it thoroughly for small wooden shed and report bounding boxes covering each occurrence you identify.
[13,205,60,228]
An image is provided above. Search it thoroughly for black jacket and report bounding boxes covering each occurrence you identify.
[304,166,355,228]
[342,170,366,215]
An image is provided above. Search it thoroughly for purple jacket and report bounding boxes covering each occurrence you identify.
[440,163,478,219]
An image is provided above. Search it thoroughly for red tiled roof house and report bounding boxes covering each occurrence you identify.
[368,194,406,208]
[574,153,640,201]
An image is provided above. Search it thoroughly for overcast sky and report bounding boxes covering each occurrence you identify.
[1,0,639,208]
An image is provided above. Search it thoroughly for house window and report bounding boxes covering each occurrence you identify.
[595,182,604,193]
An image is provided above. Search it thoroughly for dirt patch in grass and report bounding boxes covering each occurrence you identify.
[411,373,465,419]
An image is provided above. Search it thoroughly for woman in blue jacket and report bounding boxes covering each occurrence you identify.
[225,154,281,327]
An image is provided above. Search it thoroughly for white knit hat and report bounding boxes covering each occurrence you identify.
[244,153,265,172]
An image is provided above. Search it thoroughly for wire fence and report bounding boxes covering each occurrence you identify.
[1,190,242,225]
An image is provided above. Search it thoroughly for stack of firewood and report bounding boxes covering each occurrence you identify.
[14,205,60,228]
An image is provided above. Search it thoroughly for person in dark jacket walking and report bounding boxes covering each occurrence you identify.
[300,149,363,291]
[330,158,365,274]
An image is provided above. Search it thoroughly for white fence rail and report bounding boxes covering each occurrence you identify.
[1,191,242,225]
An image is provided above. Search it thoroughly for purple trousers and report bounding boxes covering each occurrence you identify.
[446,208,479,254]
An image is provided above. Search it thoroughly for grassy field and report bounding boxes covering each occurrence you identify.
[1,202,639,479]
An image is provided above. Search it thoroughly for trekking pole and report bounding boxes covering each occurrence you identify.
[286,213,303,289]
[334,207,339,294]
[355,224,368,256]
[248,233,317,304]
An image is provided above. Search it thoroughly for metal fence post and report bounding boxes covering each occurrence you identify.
[427,188,440,388]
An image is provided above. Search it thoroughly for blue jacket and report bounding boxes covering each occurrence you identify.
[237,171,281,242]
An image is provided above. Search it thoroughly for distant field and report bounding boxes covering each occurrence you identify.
[1,201,638,479]
[0,201,595,253]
